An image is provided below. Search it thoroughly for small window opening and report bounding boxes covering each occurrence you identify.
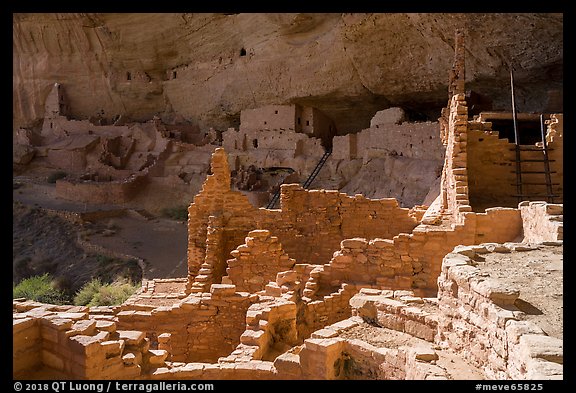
[240,48,247,56]
[297,118,301,125]
[409,144,413,149]
[126,72,131,81]
[252,139,258,148]
[264,121,267,125]
[306,120,310,126]
[173,71,177,79]
[275,110,278,114]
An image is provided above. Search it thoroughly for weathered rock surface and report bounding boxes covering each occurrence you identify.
[13,13,563,134]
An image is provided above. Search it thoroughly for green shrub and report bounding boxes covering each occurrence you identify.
[74,278,139,307]
[13,274,66,305]
[161,206,188,221]
[73,278,103,306]
[47,171,68,184]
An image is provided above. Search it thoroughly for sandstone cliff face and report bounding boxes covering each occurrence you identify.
[13,13,562,134]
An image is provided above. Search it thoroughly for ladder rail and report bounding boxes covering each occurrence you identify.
[302,150,331,189]
[539,114,555,203]
[509,68,523,205]
[266,149,332,209]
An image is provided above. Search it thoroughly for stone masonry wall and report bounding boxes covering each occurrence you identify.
[437,245,563,379]
[187,148,419,293]
[332,121,442,162]
[441,93,471,222]
[519,201,563,243]
[117,284,256,363]
[466,120,563,211]
[226,229,296,293]
[545,114,563,203]
[13,300,168,380]
[300,207,522,298]
[257,185,419,268]
[13,317,42,377]
[56,170,149,204]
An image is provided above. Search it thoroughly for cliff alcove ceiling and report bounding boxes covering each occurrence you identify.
[13,12,563,134]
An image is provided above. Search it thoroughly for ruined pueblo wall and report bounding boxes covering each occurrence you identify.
[240,104,298,133]
[306,207,522,297]
[298,106,336,147]
[441,93,472,222]
[437,246,563,379]
[331,122,442,162]
[257,185,419,269]
[13,318,42,377]
[545,114,563,203]
[117,285,255,363]
[519,201,563,243]
[466,118,563,211]
[13,302,160,380]
[187,148,419,292]
[56,171,149,205]
[222,127,325,175]
[226,230,296,293]
[466,125,517,210]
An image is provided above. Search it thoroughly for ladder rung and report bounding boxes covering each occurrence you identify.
[512,194,560,197]
[510,147,554,151]
[510,159,556,162]
[511,183,560,186]
[511,171,557,174]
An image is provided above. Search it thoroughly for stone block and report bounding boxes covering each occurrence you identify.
[524,358,563,380]
[147,349,168,366]
[518,334,563,364]
[545,204,563,215]
[505,321,546,345]
[341,238,368,249]
[375,297,406,314]
[95,320,116,333]
[349,295,377,321]
[68,335,102,357]
[470,278,519,306]
[117,330,146,346]
[311,328,339,339]
[248,230,270,238]
[240,329,268,347]
[57,312,88,321]
[441,253,471,273]
[276,270,298,285]
[377,313,404,331]
[273,352,302,377]
[101,340,124,358]
[404,320,435,342]
[122,351,142,366]
[66,319,97,337]
[411,345,439,362]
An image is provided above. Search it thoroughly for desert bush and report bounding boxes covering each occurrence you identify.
[74,278,139,307]
[13,274,66,305]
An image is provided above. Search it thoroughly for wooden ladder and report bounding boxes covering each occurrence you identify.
[266,148,332,209]
[510,116,558,203]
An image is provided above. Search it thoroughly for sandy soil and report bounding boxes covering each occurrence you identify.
[477,245,563,339]
[13,176,188,295]
[339,321,485,379]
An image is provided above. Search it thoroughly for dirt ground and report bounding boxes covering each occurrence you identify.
[339,321,486,379]
[478,245,563,339]
[13,176,189,295]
